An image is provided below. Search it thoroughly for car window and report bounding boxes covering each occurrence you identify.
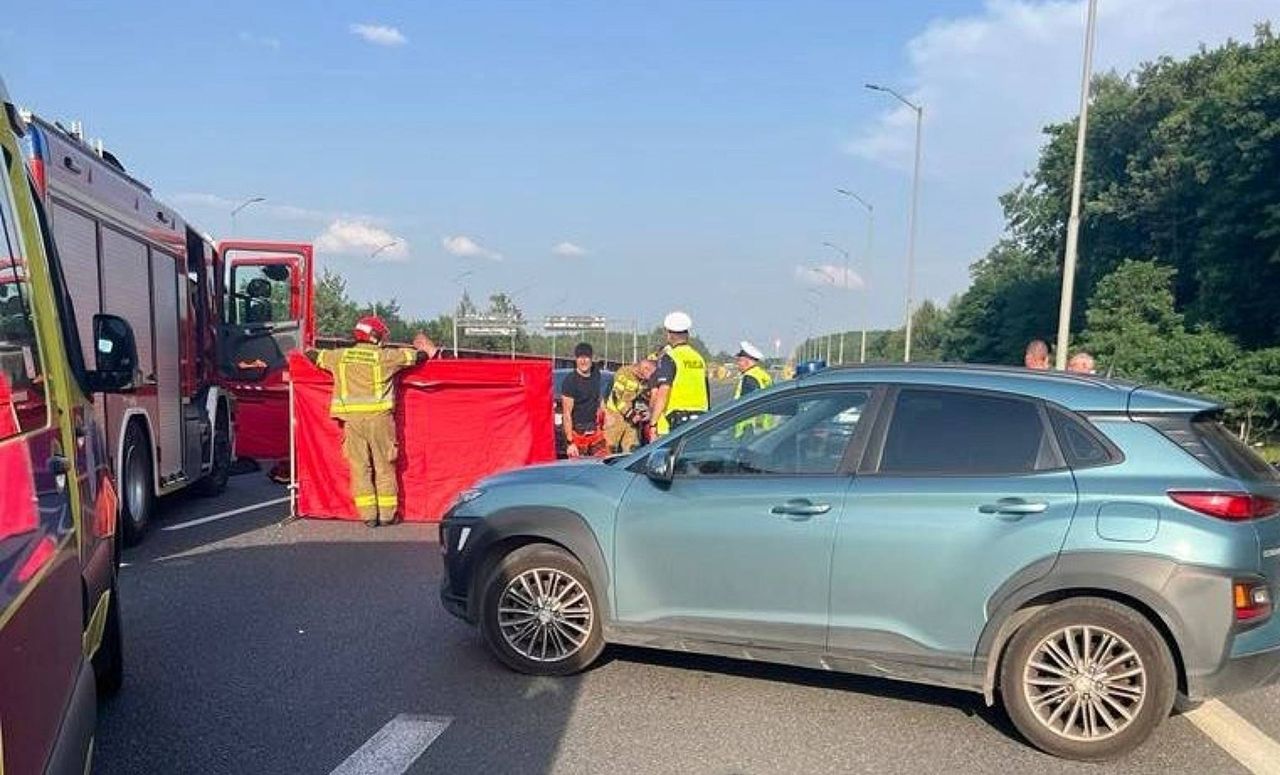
[1049,408,1117,469]
[0,146,48,439]
[231,264,291,325]
[674,388,870,476]
[880,388,1054,476]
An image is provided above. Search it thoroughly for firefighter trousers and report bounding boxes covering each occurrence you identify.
[340,413,398,523]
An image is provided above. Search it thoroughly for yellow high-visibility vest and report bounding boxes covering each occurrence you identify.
[734,364,773,399]
[657,342,708,435]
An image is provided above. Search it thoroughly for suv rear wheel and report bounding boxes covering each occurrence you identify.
[479,544,604,676]
[1000,597,1175,761]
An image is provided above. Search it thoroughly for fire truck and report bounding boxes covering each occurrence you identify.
[20,115,315,543]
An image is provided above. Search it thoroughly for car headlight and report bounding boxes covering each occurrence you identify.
[454,488,485,507]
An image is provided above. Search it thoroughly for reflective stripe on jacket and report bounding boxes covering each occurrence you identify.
[314,343,418,417]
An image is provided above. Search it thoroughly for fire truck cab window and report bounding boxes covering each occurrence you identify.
[232,265,290,325]
[0,152,48,438]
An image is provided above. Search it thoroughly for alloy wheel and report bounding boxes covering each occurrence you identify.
[497,567,594,663]
[1022,624,1147,742]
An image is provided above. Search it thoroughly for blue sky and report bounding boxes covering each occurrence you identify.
[1,1,1273,352]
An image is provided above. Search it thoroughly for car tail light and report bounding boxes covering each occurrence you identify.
[1234,581,1273,623]
[1167,490,1280,522]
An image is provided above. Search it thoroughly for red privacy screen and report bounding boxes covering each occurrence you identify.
[290,353,555,522]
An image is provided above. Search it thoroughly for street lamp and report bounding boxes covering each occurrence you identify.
[450,270,478,356]
[821,241,852,365]
[1054,0,1099,371]
[230,196,265,234]
[865,83,923,363]
[836,188,874,363]
[369,240,399,260]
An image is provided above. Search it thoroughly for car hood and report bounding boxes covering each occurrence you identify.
[478,457,612,488]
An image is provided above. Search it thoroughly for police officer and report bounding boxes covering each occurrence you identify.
[733,340,772,399]
[647,311,710,437]
[309,316,429,527]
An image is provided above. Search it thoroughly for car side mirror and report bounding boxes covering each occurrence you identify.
[86,313,139,393]
[644,448,675,483]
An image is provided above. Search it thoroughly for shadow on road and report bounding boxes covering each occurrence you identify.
[96,537,583,775]
[601,644,1023,745]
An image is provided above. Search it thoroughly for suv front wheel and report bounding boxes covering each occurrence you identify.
[1000,597,1176,761]
[479,544,604,676]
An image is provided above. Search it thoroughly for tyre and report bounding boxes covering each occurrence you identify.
[479,544,604,676]
[120,422,154,547]
[999,597,1176,761]
[93,583,124,698]
[194,409,231,497]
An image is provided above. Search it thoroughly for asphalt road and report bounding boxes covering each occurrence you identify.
[93,473,1279,775]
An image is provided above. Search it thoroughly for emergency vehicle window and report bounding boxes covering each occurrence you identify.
[0,148,48,438]
[674,389,869,476]
[231,265,291,325]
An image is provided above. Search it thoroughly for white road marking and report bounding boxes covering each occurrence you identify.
[1184,699,1280,775]
[161,496,290,531]
[329,715,451,775]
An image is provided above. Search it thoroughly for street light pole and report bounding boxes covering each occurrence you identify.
[1055,0,1099,371]
[865,83,922,363]
[230,196,265,234]
[821,241,851,365]
[836,188,874,363]
[369,240,399,261]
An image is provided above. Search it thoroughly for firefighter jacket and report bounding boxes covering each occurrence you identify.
[313,342,422,418]
[606,364,648,418]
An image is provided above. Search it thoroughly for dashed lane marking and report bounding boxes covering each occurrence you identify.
[329,715,452,775]
[1184,699,1280,775]
[161,496,290,531]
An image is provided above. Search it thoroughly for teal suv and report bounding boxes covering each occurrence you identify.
[440,365,1280,760]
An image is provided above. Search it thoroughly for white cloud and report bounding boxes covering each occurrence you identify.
[315,220,408,261]
[238,31,281,50]
[552,241,588,257]
[349,22,408,47]
[846,0,1275,180]
[795,264,865,291]
[442,235,502,261]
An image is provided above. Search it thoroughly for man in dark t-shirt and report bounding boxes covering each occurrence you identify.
[561,342,607,457]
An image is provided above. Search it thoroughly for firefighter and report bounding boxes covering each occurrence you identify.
[604,354,657,453]
[647,311,710,437]
[309,316,429,527]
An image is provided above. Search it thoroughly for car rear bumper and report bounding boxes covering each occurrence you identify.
[1191,643,1280,699]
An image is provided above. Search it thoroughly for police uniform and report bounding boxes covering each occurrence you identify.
[734,341,773,399]
[313,337,422,524]
[733,340,774,437]
[652,314,710,436]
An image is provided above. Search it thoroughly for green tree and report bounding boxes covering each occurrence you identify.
[314,268,359,338]
[1081,259,1240,398]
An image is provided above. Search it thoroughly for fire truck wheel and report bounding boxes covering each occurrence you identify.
[120,422,154,547]
[194,410,231,497]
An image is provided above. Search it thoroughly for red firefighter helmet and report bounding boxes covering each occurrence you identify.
[353,315,390,344]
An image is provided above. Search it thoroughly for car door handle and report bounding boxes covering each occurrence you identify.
[770,499,832,520]
[979,498,1049,516]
